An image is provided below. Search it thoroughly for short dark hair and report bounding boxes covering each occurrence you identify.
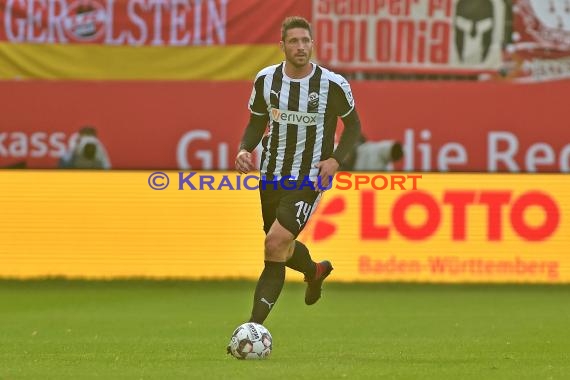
[281,16,312,42]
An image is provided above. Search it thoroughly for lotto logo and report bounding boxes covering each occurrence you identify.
[303,190,561,242]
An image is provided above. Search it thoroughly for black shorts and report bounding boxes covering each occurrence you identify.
[259,180,322,238]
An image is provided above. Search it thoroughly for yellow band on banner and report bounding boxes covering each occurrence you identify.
[0,43,282,80]
[0,171,568,283]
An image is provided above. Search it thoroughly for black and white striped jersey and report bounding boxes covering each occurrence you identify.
[248,62,355,182]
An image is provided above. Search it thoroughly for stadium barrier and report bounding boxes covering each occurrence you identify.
[1,80,568,171]
[1,171,568,283]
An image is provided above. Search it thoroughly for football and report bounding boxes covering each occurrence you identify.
[227,322,272,360]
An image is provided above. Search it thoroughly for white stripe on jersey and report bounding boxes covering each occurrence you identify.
[272,79,290,177]
[290,80,310,180]
[309,74,330,181]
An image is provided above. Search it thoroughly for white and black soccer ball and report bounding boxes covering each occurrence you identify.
[227,322,272,360]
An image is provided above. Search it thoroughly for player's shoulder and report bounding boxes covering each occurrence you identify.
[317,64,351,87]
[254,64,281,81]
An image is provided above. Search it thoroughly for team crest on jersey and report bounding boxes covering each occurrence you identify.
[308,92,319,112]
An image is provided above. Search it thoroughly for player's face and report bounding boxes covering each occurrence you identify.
[281,28,313,68]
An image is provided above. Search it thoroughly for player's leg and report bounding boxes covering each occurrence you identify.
[303,255,333,305]
[249,220,294,324]
[278,190,333,305]
[248,186,292,324]
[286,241,316,279]
[283,190,321,277]
[287,241,333,304]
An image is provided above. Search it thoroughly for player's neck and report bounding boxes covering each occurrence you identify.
[283,61,313,79]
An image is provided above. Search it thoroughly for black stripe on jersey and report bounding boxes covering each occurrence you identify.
[280,81,300,178]
[251,75,267,114]
[299,66,322,178]
[322,80,338,161]
[265,63,284,181]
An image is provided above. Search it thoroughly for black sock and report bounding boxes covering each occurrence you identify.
[286,241,316,279]
[249,261,286,324]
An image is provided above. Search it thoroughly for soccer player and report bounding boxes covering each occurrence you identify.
[235,16,361,324]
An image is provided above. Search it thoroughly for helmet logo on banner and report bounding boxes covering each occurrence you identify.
[454,0,495,64]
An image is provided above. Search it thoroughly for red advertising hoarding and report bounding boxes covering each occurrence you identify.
[3,0,570,81]
[0,80,568,172]
[0,0,311,80]
[313,0,508,74]
[496,0,570,82]
[0,0,311,46]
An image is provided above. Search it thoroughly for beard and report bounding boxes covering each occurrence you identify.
[287,54,310,68]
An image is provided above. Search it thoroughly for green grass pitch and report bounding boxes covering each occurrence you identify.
[0,279,569,379]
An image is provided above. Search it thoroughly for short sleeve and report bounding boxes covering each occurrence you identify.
[248,75,268,116]
[330,75,355,118]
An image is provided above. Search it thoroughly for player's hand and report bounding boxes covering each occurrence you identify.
[314,158,339,192]
[235,149,254,174]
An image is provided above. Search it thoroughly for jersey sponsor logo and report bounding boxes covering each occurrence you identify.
[269,108,319,126]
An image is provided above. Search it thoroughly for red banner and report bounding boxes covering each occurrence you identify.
[0,0,310,46]
[496,0,570,82]
[313,0,507,74]
[0,0,311,80]
[0,80,568,172]
[3,0,570,81]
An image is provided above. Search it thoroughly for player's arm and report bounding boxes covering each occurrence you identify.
[239,113,268,153]
[315,76,361,188]
[331,109,362,165]
[330,75,361,165]
[236,73,270,173]
[315,109,361,186]
[236,113,268,174]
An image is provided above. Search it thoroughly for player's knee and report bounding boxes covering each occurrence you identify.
[264,233,290,261]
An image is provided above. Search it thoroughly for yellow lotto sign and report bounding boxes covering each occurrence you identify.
[0,171,568,283]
